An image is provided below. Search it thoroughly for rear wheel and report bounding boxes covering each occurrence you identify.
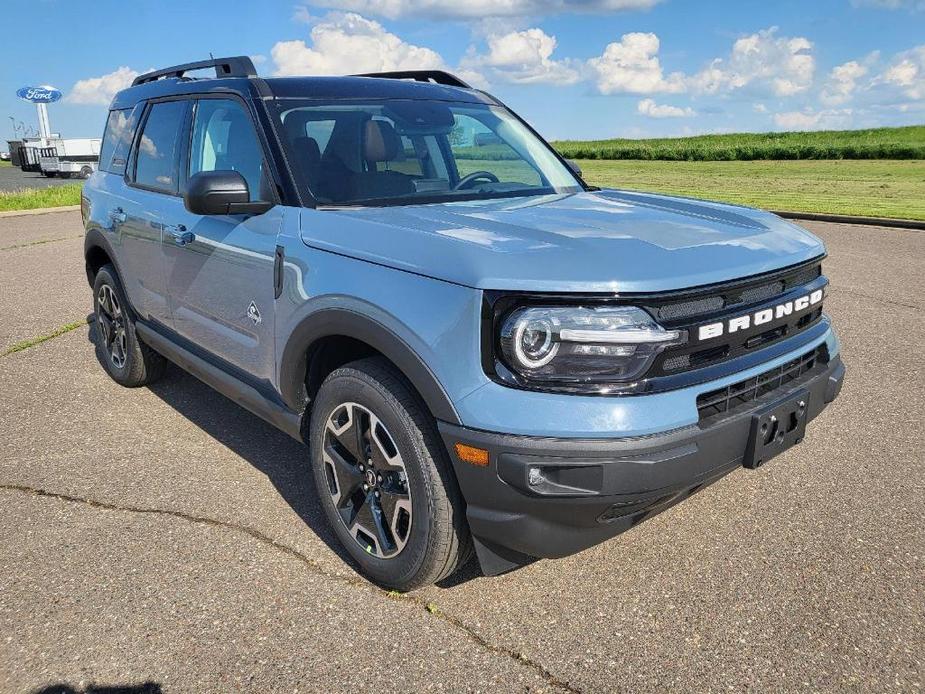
[92,265,166,387]
[79,166,93,179]
[309,358,471,590]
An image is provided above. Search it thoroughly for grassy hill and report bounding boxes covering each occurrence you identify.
[552,125,925,161]
[577,159,925,221]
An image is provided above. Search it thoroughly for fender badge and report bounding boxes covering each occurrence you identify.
[247,301,262,325]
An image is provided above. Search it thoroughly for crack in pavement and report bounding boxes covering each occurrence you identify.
[826,286,921,312]
[1,319,88,357]
[0,482,581,694]
[0,235,83,251]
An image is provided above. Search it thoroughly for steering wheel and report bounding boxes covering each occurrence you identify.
[454,170,500,191]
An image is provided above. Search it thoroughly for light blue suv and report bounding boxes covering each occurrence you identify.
[82,57,845,590]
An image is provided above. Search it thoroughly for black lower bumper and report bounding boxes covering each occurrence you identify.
[439,355,845,576]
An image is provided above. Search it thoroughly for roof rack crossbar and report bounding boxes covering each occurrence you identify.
[132,56,258,86]
[351,70,471,89]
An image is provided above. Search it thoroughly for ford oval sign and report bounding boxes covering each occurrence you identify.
[17,86,62,104]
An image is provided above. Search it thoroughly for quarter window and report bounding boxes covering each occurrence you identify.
[99,108,136,174]
[134,100,186,193]
[189,99,265,202]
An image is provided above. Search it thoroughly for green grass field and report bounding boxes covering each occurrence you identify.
[577,159,925,221]
[0,184,82,212]
[553,126,925,161]
[0,158,922,221]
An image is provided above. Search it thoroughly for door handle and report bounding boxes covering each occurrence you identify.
[108,208,126,224]
[168,224,195,246]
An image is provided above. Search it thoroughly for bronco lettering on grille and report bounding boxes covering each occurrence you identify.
[697,289,824,341]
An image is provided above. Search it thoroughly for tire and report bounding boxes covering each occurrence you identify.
[309,357,472,590]
[92,264,166,387]
[79,166,93,179]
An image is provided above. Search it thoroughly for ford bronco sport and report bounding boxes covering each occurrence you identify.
[83,57,845,590]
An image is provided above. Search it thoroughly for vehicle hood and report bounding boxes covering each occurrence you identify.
[300,189,826,293]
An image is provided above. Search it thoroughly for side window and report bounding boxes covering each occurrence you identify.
[304,120,336,155]
[134,100,186,193]
[381,134,424,177]
[189,99,265,202]
[99,108,136,174]
[449,114,542,186]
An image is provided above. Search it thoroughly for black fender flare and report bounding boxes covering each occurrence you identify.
[84,227,123,287]
[278,308,461,425]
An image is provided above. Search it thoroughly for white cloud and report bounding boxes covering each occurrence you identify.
[772,108,853,130]
[587,33,686,94]
[637,98,694,118]
[690,27,815,97]
[820,59,869,105]
[587,28,815,98]
[463,28,580,84]
[879,45,925,99]
[301,0,662,19]
[753,103,768,113]
[66,66,139,106]
[271,12,447,76]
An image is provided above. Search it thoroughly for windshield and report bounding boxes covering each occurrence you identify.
[274,99,583,207]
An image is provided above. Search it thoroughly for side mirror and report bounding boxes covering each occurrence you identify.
[565,159,583,179]
[185,170,272,216]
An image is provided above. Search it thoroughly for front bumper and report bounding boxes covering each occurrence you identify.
[439,354,845,575]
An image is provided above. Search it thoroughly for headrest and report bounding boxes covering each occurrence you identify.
[364,120,401,163]
[282,111,311,141]
[293,136,321,165]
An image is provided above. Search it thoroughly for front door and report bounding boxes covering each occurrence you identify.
[162,97,281,385]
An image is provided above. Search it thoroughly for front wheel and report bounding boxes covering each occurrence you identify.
[309,358,472,590]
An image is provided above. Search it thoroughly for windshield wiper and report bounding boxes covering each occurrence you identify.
[316,187,561,209]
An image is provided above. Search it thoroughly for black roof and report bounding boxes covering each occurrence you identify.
[111,66,496,110]
[264,76,494,103]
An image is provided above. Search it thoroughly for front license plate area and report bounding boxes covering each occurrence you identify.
[743,389,810,469]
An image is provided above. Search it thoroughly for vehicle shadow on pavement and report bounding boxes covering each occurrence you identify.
[87,321,482,588]
[32,683,161,694]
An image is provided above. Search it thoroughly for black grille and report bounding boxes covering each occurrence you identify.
[647,262,822,325]
[696,346,827,422]
[656,296,724,321]
[739,280,784,304]
[645,260,827,378]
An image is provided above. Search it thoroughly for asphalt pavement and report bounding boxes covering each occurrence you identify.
[0,210,922,693]
[0,165,79,192]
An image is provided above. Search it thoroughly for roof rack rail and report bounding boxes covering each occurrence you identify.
[132,56,258,86]
[351,70,471,89]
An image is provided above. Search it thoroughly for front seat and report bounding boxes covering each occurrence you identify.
[353,120,415,200]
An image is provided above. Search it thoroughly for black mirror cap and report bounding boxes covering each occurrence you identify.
[565,159,583,179]
[185,170,272,216]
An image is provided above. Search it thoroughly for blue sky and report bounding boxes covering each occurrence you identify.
[3,0,924,142]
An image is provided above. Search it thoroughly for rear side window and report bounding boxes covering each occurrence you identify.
[133,100,187,194]
[305,120,336,154]
[98,108,136,175]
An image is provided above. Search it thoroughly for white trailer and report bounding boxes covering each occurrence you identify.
[38,138,101,179]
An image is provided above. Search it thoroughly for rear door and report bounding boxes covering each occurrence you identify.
[116,99,189,324]
[163,96,282,385]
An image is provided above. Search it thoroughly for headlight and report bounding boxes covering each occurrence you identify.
[498,305,685,391]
